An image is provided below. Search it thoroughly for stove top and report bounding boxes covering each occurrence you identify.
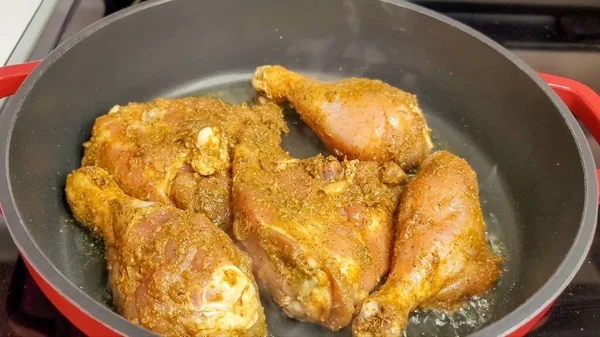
[0,0,599,336]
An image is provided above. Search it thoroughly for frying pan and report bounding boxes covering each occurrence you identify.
[0,0,599,336]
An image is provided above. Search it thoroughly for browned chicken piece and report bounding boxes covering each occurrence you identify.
[232,124,405,331]
[252,65,433,170]
[352,151,502,337]
[82,97,285,230]
[66,166,266,337]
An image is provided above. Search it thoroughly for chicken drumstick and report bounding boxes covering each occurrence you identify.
[352,151,502,337]
[83,97,285,230]
[252,65,432,170]
[232,124,404,331]
[66,166,266,337]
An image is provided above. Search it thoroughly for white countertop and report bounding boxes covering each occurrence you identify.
[0,0,61,111]
[0,0,43,65]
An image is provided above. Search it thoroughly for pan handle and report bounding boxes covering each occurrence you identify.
[538,73,600,204]
[0,61,41,99]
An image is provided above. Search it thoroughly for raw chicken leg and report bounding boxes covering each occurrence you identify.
[82,97,284,229]
[352,151,502,337]
[232,124,405,330]
[66,166,266,337]
[252,65,432,170]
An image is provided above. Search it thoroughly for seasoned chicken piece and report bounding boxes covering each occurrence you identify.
[352,151,502,337]
[232,125,404,331]
[82,97,285,230]
[252,65,432,170]
[66,166,266,337]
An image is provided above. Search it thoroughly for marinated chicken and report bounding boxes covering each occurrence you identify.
[232,124,404,330]
[252,65,432,170]
[352,151,502,337]
[82,97,284,229]
[66,166,266,337]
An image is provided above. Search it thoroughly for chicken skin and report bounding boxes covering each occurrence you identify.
[82,97,284,230]
[66,166,266,337]
[231,124,405,331]
[352,151,502,337]
[252,65,432,170]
